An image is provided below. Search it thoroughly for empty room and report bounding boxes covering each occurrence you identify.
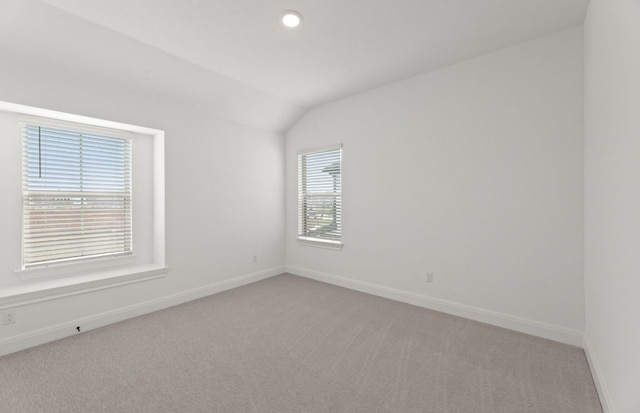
[0,0,637,412]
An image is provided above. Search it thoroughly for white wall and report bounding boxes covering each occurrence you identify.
[584,0,640,412]
[286,27,585,343]
[0,51,285,350]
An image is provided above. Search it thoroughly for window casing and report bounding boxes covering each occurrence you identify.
[297,145,342,246]
[22,120,132,268]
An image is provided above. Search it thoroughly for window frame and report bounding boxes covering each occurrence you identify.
[297,144,343,250]
[21,118,134,269]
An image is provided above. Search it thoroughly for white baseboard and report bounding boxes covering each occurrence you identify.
[583,334,614,413]
[0,266,284,357]
[286,266,584,347]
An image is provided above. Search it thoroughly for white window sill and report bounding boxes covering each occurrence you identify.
[297,237,343,251]
[0,263,167,310]
[15,254,139,281]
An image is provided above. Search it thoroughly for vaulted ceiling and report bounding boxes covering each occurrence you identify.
[1,0,589,131]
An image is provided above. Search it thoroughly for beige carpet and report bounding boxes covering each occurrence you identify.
[0,274,602,412]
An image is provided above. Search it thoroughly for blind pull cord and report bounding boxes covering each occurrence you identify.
[38,126,42,178]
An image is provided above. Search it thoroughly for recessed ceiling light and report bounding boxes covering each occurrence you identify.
[282,10,303,28]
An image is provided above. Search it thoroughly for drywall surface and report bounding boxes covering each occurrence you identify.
[0,0,304,133]
[584,0,640,412]
[0,51,285,348]
[286,27,585,336]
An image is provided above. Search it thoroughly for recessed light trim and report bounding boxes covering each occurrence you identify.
[282,10,303,28]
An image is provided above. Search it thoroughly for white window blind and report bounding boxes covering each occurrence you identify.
[298,145,342,243]
[22,122,132,268]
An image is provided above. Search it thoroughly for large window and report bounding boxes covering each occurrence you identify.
[297,145,342,246]
[22,121,132,268]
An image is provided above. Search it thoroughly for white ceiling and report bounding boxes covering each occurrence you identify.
[1,0,589,131]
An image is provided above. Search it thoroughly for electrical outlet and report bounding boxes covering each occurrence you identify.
[252,255,258,264]
[426,272,434,283]
[3,310,16,325]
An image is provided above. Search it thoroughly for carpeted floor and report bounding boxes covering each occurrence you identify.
[0,274,602,412]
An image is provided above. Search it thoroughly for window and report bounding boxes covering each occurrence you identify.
[297,145,342,247]
[0,101,165,305]
[22,121,132,268]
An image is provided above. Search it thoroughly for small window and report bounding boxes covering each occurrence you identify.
[22,121,132,268]
[297,145,342,247]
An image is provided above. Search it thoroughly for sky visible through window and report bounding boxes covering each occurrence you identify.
[25,125,128,193]
[302,149,341,194]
